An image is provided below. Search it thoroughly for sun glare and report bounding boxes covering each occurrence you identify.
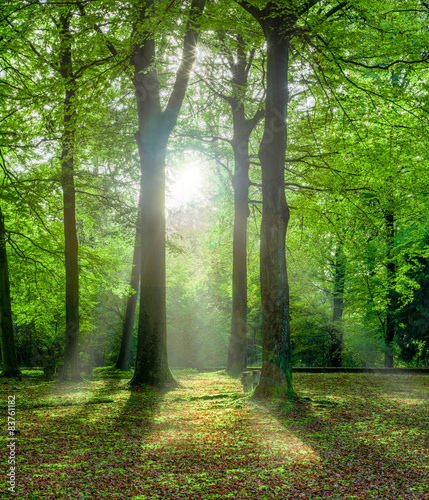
[168,160,204,208]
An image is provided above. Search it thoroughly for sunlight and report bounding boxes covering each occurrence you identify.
[144,375,320,468]
[167,160,204,208]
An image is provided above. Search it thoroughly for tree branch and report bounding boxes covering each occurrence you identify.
[324,1,349,19]
[233,1,264,22]
[166,0,206,112]
[337,56,429,70]
[175,132,232,145]
[297,0,323,16]
[74,54,117,79]
[76,0,118,57]
[8,230,63,257]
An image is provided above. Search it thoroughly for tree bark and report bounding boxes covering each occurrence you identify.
[384,209,396,367]
[238,8,297,398]
[132,118,174,385]
[236,0,322,398]
[59,12,80,381]
[115,203,141,371]
[257,27,293,398]
[0,206,21,378]
[331,243,345,367]
[235,4,296,398]
[226,38,263,375]
[130,0,205,387]
[227,140,250,375]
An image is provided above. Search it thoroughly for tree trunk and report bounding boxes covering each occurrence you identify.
[255,26,294,398]
[115,199,141,371]
[331,243,345,367]
[59,13,80,381]
[227,138,250,375]
[234,2,301,399]
[384,209,396,367]
[131,121,176,386]
[0,206,21,378]
[130,0,205,387]
[226,37,264,375]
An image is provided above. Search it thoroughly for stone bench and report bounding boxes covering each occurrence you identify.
[240,370,261,392]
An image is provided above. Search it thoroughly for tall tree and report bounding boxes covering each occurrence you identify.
[3,1,123,379]
[234,0,312,398]
[59,9,81,380]
[224,36,264,375]
[235,0,429,393]
[129,0,206,386]
[0,203,21,378]
[196,26,265,375]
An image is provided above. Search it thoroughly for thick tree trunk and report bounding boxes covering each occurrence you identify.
[384,209,396,367]
[254,28,294,398]
[60,13,80,381]
[235,2,302,399]
[115,200,141,371]
[131,122,176,386]
[0,207,21,378]
[130,0,205,387]
[235,0,325,402]
[331,244,345,367]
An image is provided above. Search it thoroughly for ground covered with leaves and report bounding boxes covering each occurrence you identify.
[1,370,428,499]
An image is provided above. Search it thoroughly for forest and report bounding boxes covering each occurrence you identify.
[2,0,429,388]
[1,1,429,498]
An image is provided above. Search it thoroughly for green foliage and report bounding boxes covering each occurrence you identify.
[1,0,429,376]
[396,241,429,366]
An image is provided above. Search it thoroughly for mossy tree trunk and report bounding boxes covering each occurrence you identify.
[257,27,293,398]
[236,2,312,398]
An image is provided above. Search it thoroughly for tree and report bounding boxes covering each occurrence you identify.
[2,0,132,378]
[193,21,265,375]
[0,202,21,378]
[115,198,141,371]
[220,36,264,375]
[58,8,81,380]
[234,0,316,398]
[129,0,206,386]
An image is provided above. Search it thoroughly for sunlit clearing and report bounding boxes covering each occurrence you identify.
[144,376,320,466]
[167,160,203,208]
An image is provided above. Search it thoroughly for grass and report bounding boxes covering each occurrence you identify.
[1,370,428,499]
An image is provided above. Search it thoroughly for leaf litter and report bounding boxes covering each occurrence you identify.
[1,371,428,499]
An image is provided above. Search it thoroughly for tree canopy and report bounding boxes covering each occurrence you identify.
[1,0,429,390]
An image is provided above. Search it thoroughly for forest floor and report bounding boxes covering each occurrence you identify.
[1,370,428,499]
